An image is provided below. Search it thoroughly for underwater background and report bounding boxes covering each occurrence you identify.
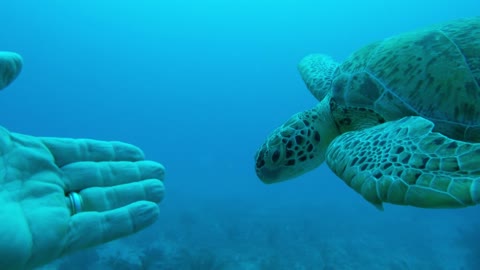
[1,1,479,269]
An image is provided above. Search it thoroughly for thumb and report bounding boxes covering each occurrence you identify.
[0,51,23,90]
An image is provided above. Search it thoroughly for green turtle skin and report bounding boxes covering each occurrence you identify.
[255,17,480,209]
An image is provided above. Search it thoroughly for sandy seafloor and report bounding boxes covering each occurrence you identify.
[41,206,478,270]
[39,170,479,270]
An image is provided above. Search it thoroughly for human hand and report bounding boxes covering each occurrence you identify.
[0,127,165,270]
[0,51,22,90]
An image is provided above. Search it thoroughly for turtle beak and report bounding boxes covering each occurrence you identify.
[254,145,292,184]
[256,169,284,184]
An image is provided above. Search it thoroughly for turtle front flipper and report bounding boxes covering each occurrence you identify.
[298,54,339,101]
[326,116,480,210]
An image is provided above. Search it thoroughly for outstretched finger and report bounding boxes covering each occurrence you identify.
[40,137,145,167]
[78,179,165,212]
[62,160,165,191]
[63,201,159,254]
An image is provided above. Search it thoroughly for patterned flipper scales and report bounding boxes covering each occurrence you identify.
[326,116,480,209]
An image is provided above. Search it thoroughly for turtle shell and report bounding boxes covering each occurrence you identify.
[330,17,480,142]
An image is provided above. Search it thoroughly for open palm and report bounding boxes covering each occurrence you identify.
[0,127,165,270]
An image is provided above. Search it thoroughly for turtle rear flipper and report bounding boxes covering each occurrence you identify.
[298,54,339,101]
[326,116,480,209]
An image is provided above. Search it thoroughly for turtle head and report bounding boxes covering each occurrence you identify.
[255,97,339,183]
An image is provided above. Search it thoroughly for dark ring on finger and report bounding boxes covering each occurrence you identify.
[66,191,83,215]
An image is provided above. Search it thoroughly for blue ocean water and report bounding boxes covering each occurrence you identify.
[1,1,479,269]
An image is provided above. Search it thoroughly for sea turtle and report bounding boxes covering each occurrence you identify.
[254,17,480,209]
[0,51,23,91]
